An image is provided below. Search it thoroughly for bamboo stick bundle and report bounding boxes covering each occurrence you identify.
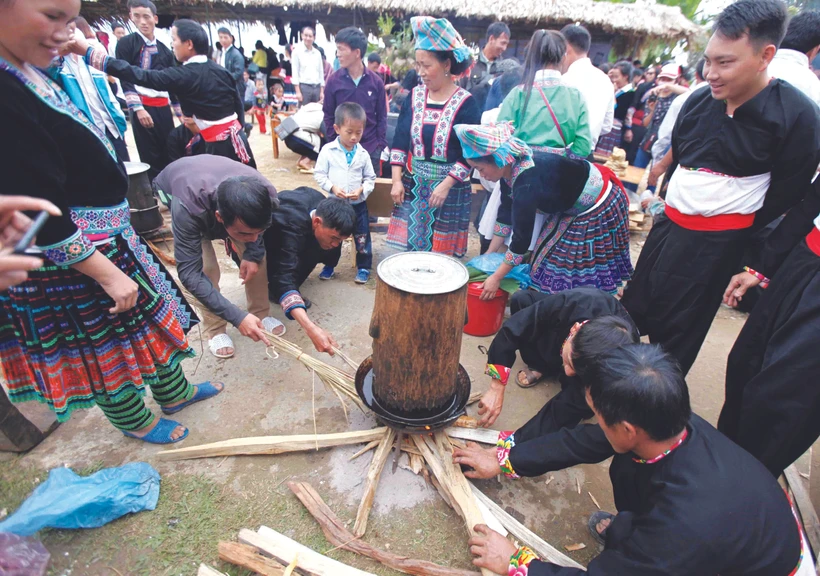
[262,330,365,415]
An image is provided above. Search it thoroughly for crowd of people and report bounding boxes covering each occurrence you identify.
[1,0,820,574]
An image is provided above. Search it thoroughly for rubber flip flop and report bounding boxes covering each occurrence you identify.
[516,369,545,388]
[161,382,224,415]
[587,511,615,546]
[122,418,189,444]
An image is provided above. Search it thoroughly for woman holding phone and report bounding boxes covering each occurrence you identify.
[0,0,220,445]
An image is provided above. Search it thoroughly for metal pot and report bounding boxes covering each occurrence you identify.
[124,161,163,233]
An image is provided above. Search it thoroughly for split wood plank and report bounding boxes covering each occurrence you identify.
[289,481,482,576]
[446,427,500,445]
[197,565,227,576]
[239,527,375,576]
[469,485,584,569]
[349,440,381,461]
[354,427,397,537]
[468,391,483,406]
[156,428,388,461]
[784,465,820,560]
[218,541,287,576]
[413,433,500,576]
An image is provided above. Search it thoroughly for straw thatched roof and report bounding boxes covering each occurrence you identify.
[82,0,699,40]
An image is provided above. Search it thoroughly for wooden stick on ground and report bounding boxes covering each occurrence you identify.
[156,428,388,461]
[469,485,584,569]
[413,433,500,576]
[349,439,381,461]
[784,465,820,559]
[240,527,375,576]
[453,416,479,429]
[218,541,287,576]
[289,481,482,576]
[354,427,397,537]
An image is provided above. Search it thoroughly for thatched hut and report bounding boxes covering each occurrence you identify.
[81,0,699,61]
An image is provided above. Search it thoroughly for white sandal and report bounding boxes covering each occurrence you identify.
[261,317,286,336]
[208,333,235,358]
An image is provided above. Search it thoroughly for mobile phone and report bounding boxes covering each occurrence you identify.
[13,211,50,255]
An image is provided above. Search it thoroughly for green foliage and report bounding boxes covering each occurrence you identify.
[595,0,701,20]
[373,14,416,78]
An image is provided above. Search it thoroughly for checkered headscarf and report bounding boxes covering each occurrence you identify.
[454,122,532,167]
[411,16,471,63]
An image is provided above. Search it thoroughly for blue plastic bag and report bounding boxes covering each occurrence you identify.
[0,462,160,536]
[466,253,531,288]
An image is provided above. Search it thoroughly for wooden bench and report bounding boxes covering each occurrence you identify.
[367,177,484,219]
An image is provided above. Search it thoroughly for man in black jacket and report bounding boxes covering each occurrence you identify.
[217,26,246,120]
[264,189,355,355]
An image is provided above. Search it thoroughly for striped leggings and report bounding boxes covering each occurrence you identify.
[95,362,194,431]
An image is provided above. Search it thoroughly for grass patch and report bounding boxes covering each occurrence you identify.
[0,458,474,576]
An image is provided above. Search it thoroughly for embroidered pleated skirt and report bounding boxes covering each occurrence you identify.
[0,202,199,421]
[386,158,472,257]
[529,182,633,295]
[594,119,624,157]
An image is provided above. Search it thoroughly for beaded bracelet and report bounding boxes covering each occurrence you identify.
[743,266,770,288]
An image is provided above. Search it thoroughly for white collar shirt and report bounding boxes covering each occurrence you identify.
[291,43,325,87]
[562,57,615,147]
[768,49,820,107]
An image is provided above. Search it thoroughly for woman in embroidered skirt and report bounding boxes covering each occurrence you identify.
[498,30,591,159]
[454,123,633,298]
[386,16,481,258]
[0,0,219,445]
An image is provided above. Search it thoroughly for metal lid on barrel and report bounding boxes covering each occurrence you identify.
[358,252,471,431]
[377,252,469,294]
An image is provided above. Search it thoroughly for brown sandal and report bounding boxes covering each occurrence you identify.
[516,369,544,388]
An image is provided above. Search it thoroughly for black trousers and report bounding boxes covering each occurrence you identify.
[620,216,748,375]
[284,134,321,161]
[204,130,257,168]
[718,240,820,478]
[514,375,592,444]
[131,105,174,180]
[507,290,593,443]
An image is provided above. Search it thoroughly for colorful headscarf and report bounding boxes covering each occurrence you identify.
[411,16,472,64]
[454,122,533,167]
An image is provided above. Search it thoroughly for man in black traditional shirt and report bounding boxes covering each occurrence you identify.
[73,19,256,167]
[621,0,820,375]
[264,190,355,355]
[454,344,810,576]
[116,0,178,179]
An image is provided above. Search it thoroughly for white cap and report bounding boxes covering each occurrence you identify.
[658,63,680,80]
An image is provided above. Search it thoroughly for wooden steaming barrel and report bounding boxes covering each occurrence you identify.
[124,161,163,233]
[369,253,469,418]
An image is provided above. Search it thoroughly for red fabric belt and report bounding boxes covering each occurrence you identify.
[665,205,755,231]
[595,164,627,204]
[806,227,820,258]
[200,120,241,142]
[140,96,170,107]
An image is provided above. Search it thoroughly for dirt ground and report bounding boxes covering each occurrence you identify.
[2,124,819,576]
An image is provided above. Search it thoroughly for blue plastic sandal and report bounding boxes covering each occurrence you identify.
[161,382,224,415]
[122,418,188,444]
[588,511,615,546]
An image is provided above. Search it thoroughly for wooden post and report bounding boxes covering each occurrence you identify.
[784,465,820,560]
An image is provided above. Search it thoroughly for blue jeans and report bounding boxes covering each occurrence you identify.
[352,202,372,270]
[626,147,655,193]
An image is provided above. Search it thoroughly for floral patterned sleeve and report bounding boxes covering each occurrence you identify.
[509,546,540,575]
[497,431,520,479]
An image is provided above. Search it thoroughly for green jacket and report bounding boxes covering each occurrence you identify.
[498,72,592,158]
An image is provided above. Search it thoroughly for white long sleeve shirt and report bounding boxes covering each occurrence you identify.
[291,43,325,86]
[562,57,615,147]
